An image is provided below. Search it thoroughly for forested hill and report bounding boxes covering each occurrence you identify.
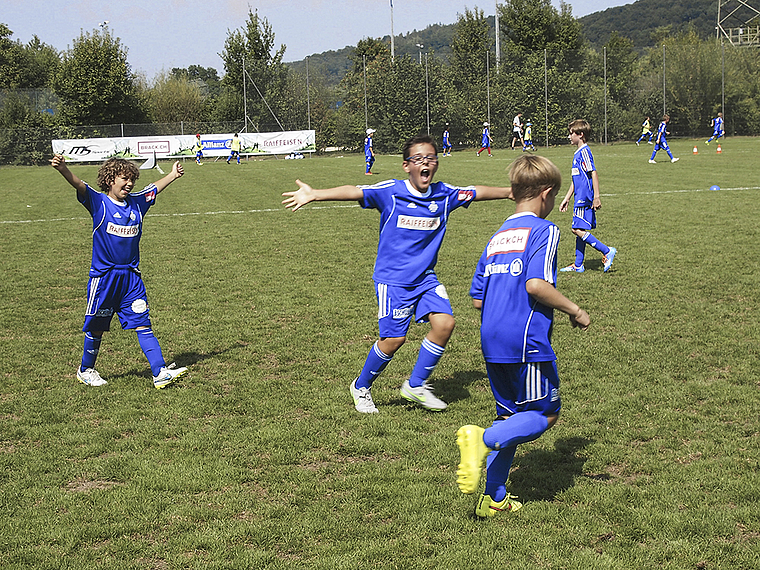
[287,1,719,84]
[579,0,716,47]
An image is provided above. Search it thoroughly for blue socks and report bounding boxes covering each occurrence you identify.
[136,328,165,376]
[408,338,445,388]
[576,232,610,266]
[483,411,550,450]
[484,446,517,503]
[356,341,393,389]
[582,231,610,256]
[81,332,102,371]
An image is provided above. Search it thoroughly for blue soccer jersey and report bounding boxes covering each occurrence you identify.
[78,182,157,277]
[713,116,723,133]
[442,130,450,147]
[571,144,595,207]
[470,212,560,363]
[359,179,476,286]
[657,121,668,142]
[364,136,373,158]
[481,127,490,147]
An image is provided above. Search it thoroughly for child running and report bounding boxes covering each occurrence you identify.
[456,154,590,517]
[282,134,513,413]
[50,154,189,389]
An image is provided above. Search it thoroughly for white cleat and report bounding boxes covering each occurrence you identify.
[153,362,188,389]
[77,367,107,387]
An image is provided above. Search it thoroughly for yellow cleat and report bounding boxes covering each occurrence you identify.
[456,425,490,494]
[475,493,523,518]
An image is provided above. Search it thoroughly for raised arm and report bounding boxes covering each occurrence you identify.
[282,179,364,212]
[153,161,184,194]
[472,185,513,201]
[50,154,86,198]
[525,278,590,330]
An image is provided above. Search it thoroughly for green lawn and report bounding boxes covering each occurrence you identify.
[1,137,759,569]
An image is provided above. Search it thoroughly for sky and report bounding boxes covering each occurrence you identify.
[5,0,633,80]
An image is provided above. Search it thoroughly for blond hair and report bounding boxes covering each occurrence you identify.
[508,154,562,202]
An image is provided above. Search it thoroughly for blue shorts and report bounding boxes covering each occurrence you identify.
[485,361,561,417]
[572,206,597,231]
[83,268,152,332]
[655,139,670,152]
[375,278,453,338]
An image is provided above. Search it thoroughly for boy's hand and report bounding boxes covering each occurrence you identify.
[570,308,590,330]
[282,179,315,212]
[559,197,569,212]
[50,154,66,171]
[592,196,602,210]
[171,161,184,179]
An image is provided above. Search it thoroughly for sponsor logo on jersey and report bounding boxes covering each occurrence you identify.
[572,167,580,176]
[457,189,474,202]
[486,228,530,257]
[106,222,140,238]
[483,259,523,277]
[428,202,439,213]
[397,215,440,230]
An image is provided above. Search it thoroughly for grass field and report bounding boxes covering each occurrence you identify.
[1,137,759,569]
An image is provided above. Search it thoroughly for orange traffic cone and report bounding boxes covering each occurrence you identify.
[693,145,698,154]
[717,144,722,154]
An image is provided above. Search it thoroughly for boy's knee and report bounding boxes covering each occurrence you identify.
[546,414,559,429]
[378,336,406,355]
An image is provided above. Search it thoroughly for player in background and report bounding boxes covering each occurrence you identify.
[364,128,376,175]
[442,124,452,157]
[227,133,241,164]
[636,116,653,146]
[50,155,189,389]
[282,134,514,414]
[457,155,590,517]
[511,113,525,151]
[193,134,204,165]
[477,122,493,157]
[706,112,724,145]
[558,119,617,273]
[522,121,536,152]
[649,114,679,164]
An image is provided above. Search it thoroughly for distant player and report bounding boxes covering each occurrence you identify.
[649,114,679,164]
[282,134,513,414]
[706,112,724,145]
[364,128,376,175]
[477,122,492,157]
[50,154,189,389]
[227,133,241,164]
[636,116,653,146]
[442,124,452,156]
[511,113,524,150]
[456,154,590,518]
[522,121,536,151]
[559,119,617,273]
[193,134,204,165]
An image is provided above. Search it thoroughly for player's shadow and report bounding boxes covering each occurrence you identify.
[508,436,595,501]
[111,344,239,381]
[440,369,488,404]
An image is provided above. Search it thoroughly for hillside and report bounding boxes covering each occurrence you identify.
[579,0,717,47]
[287,1,722,85]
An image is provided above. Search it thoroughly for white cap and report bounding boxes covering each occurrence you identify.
[483,122,489,126]
[366,128,376,135]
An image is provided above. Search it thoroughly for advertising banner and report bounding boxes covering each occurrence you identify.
[51,131,316,163]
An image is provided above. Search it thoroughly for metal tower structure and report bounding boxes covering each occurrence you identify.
[717,0,760,46]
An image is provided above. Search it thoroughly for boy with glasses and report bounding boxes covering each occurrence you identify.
[282,135,513,413]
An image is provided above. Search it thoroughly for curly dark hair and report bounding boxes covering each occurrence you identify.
[96,158,140,193]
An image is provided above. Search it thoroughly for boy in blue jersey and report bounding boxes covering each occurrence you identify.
[442,124,452,156]
[456,154,590,518]
[649,114,679,164]
[477,122,492,157]
[636,116,653,146]
[522,121,536,151]
[558,120,617,273]
[50,154,189,389]
[706,112,724,144]
[282,134,513,413]
[364,128,376,175]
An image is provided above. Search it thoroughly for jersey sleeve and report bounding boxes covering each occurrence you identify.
[525,223,560,286]
[469,247,487,301]
[130,183,158,215]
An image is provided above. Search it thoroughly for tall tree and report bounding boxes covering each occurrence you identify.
[53,27,145,125]
[147,72,206,123]
[216,9,287,130]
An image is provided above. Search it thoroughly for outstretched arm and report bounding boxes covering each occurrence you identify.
[473,185,513,201]
[50,154,86,199]
[282,179,364,212]
[153,161,184,194]
[526,278,590,330]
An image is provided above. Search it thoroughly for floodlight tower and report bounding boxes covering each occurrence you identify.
[717,0,760,46]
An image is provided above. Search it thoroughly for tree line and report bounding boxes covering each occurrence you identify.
[2,1,760,165]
